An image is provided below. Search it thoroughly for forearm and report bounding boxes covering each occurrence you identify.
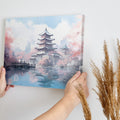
[34,72,89,120]
[35,96,77,120]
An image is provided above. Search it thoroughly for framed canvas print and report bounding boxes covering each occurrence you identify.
[4,14,84,89]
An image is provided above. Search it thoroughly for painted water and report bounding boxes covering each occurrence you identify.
[6,65,82,89]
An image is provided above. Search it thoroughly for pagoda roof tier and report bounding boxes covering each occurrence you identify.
[31,54,37,57]
[35,47,56,51]
[37,42,55,46]
[62,47,69,50]
[51,53,61,57]
[39,28,53,36]
[30,58,36,60]
[38,38,55,41]
[36,53,45,56]
[30,55,36,59]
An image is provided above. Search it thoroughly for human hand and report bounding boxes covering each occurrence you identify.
[64,71,89,107]
[0,67,14,97]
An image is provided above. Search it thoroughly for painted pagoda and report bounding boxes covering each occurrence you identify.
[35,28,56,57]
[32,28,61,66]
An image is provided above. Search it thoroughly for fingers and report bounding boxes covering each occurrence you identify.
[5,85,14,93]
[0,66,3,76]
[76,72,87,82]
[76,73,89,98]
[0,67,14,97]
[0,67,2,80]
[73,72,87,89]
[5,85,10,91]
[69,71,81,83]
[80,72,87,79]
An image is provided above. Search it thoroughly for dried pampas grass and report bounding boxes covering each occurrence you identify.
[76,84,91,120]
[91,40,120,120]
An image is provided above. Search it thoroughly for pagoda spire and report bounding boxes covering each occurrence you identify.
[39,28,53,36]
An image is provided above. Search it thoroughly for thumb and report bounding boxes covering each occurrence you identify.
[0,67,6,96]
[0,67,6,80]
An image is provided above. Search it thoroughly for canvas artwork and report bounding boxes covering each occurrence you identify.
[4,14,84,89]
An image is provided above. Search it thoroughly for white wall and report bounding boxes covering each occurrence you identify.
[0,0,120,120]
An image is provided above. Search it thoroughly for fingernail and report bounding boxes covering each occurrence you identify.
[2,68,5,72]
[76,71,80,75]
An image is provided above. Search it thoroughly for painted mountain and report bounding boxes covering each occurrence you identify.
[4,14,84,89]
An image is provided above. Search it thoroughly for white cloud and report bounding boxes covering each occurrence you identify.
[6,19,34,51]
[53,19,71,45]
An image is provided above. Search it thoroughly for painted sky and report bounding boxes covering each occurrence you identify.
[5,14,84,61]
